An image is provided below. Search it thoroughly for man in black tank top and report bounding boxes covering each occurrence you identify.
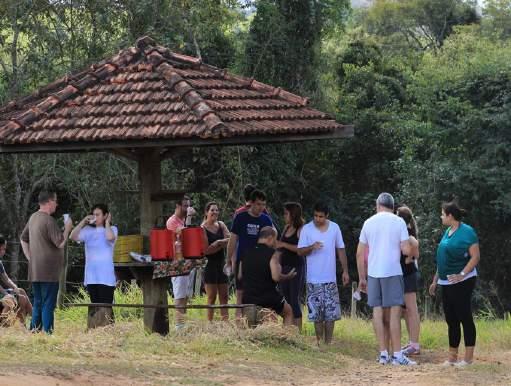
[239,227,296,325]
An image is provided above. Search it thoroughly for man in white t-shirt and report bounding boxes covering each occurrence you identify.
[356,192,416,366]
[298,202,349,345]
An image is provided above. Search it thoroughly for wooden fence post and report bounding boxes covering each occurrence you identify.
[351,281,358,319]
[57,242,69,308]
[243,305,259,328]
[424,293,429,320]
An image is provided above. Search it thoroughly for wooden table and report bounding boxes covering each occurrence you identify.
[114,262,170,335]
[112,261,257,334]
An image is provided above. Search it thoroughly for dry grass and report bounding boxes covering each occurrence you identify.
[0,286,510,385]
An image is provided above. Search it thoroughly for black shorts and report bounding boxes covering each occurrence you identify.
[243,294,285,315]
[403,272,419,293]
[204,258,228,285]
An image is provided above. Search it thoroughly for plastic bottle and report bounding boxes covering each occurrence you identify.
[185,206,195,227]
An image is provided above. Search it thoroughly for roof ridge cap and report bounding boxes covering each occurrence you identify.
[147,50,229,139]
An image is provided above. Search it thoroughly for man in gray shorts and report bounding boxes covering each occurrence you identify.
[356,193,417,366]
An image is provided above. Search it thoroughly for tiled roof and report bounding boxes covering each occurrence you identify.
[0,36,352,149]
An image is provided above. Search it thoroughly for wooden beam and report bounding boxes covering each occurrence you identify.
[66,303,255,309]
[0,126,354,154]
[160,147,192,160]
[109,148,140,161]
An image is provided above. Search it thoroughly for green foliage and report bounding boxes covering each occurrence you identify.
[482,0,511,39]
[364,0,479,51]
[242,0,350,93]
[397,27,511,312]
[1,0,511,315]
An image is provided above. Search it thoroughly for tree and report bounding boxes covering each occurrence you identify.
[242,0,350,93]
[364,0,479,51]
[398,27,511,312]
[482,0,511,39]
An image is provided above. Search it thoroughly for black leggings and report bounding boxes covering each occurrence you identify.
[441,277,476,348]
[87,284,115,304]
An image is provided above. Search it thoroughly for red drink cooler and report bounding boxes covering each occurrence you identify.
[182,227,205,259]
[150,229,175,260]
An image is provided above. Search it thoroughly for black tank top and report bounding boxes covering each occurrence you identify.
[400,254,418,276]
[280,226,303,268]
[205,224,225,261]
[242,244,278,300]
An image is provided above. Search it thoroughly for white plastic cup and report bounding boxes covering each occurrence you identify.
[88,215,97,225]
[223,264,232,277]
[63,213,70,224]
[352,290,362,302]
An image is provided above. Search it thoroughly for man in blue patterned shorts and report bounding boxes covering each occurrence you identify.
[298,202,350,345]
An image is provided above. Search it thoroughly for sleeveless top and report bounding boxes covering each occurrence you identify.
[280,226,303,268]
[242,244,278,301]
[400,254,418,276]
[205,224,225,261]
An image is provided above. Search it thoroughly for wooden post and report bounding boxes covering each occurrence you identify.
[87,306,114,329]
[139,148,162,237]
[57,242,69,308]
[424,293,429,320]
[243,305,260,328]
[139,269,169,335]
[351,281,358,319]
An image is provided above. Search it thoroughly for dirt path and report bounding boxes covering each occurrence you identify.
[2,350,509,386]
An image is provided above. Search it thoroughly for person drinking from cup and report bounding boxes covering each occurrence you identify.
[70,204,118,306]
[166,195,197,330]
[20,189,73,334]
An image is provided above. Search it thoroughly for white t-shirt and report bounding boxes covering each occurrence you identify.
[298,220,345,284]
[79,225,118,286]
[359,211,409,278]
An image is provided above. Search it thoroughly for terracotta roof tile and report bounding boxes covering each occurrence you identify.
[0,36,350,146]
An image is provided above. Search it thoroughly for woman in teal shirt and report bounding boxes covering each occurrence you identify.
[429,201,480,366]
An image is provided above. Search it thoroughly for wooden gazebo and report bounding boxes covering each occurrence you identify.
[0,36,353,236]
[0,36,353,333]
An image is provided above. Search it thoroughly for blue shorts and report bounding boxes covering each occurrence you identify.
[307,282,341,322]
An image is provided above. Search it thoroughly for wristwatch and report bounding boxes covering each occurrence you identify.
[460,271,465,277]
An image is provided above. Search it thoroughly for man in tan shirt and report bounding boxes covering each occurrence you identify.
[20,190,73,333]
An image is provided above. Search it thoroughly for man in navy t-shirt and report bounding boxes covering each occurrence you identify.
[227,189,273,317]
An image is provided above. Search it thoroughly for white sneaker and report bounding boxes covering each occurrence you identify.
[378,354,390,365]
[442,360,456,366]
[454,360,472,367]
[391,354,417,366]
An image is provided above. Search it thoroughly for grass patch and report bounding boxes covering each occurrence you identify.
[1,284,510,385]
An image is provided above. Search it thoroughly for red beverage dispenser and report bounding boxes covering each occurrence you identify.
[181,227,205,259]
[150,217,175,260]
